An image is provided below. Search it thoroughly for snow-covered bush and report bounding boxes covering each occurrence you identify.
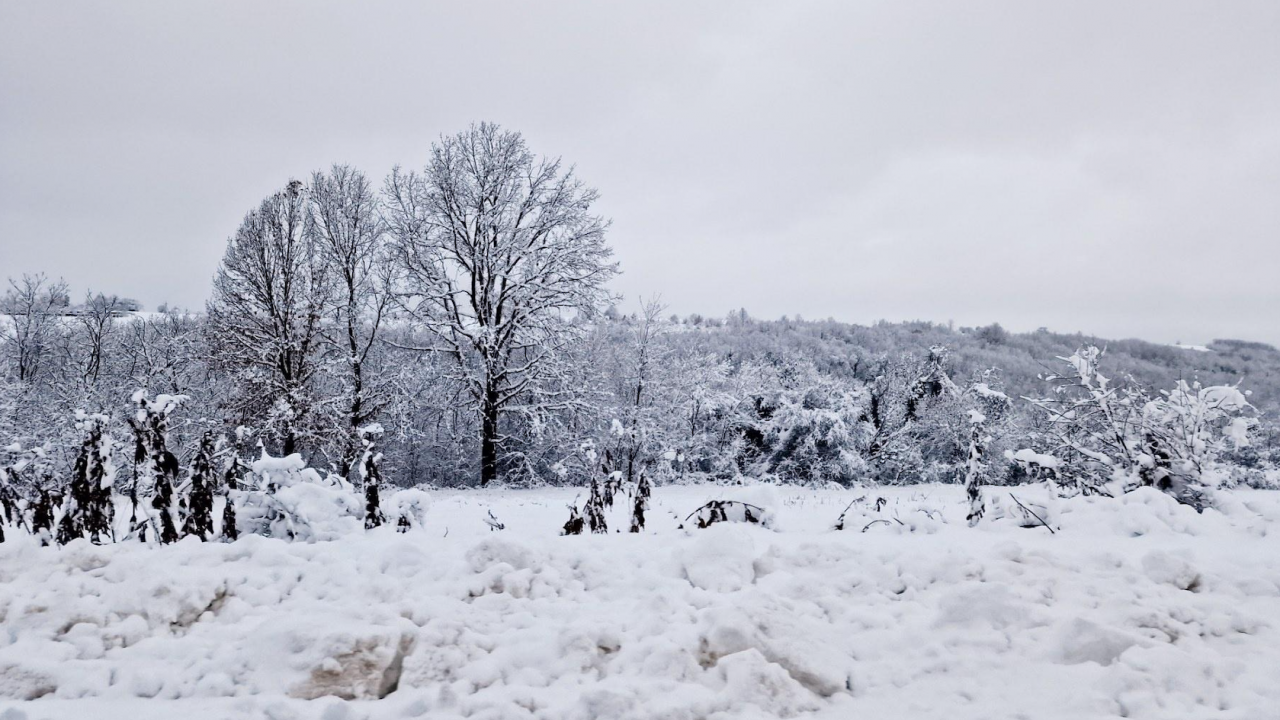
[235,450,361,542]
[754,379,871,486]
[1026,346,1255,510]
[384,487,431,531]
[561,501,585,535]
[684,500,771,529]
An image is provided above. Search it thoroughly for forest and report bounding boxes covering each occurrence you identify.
[1,123,1276,547]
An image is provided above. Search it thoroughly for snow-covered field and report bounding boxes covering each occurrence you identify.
[3,483,1280,720]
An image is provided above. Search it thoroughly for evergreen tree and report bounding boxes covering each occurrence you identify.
[31,489,57,545]
[56,412,116,544]
[561,502,585,535]
[963,411,986,527]
[359,424,385,529]
[220,427,251,542]
[0,451,19,543]
[629,471,650,533]
[182,431,216,540]
[586,477,607,534]
[1,445,57,545]
[27,449,58,546]
[128,392,185,544]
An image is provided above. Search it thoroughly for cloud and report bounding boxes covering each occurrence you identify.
[1,0,1277,343]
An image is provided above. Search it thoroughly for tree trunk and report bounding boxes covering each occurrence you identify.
[340,298,364,479]
[480,385,500,486]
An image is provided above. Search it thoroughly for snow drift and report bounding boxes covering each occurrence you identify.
[2,484,1279,720]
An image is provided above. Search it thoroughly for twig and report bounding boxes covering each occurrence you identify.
[833,499,857,530]
[683,500,765,523]
[1009,493,1055,534]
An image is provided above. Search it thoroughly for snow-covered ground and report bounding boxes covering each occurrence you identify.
[3,483,1280,720]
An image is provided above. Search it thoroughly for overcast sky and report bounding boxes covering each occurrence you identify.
[2,1,1278,345]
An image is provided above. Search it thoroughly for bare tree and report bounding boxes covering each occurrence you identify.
[1,274,70,383]
[614,298,670,482]
[118,308,205,397]
[207,181,330,456]
[384,123,617,485]
[307,165,393,476]
[75,291,129,383]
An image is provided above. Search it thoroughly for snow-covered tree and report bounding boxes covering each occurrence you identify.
[219,426,252,542]
[1137,379,1254,506]
[0,445,21,542]
[611,299,672,483]
[961,379,1011,526]
[308,165,393,476]
[127,391,185,543]
[72,291,129,384]
[19,445,58,545]
[963,410,987,526]
[1,273,69,383]
[586,477,607,533]
[629,470,651,533]
[207,180,331,456]
[754,376,871,485]
[561,501,585,535]
[182,431,216,540]
[56,411,116,544]
[383,122,617,485]
[358,423,385,529]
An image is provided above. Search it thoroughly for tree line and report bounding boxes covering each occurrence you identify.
[3,122,1277,546]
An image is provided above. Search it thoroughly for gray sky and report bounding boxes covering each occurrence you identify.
[2,1,1278,345]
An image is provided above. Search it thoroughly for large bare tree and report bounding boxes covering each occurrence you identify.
[307,164,392,476]
[207,180,330,456]
[384,123,617,485]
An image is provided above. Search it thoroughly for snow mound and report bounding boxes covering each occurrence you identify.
[2,484,1279,719]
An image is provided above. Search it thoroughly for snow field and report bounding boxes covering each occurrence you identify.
[2,484,1280,720]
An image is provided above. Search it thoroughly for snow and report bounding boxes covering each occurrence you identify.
[969,383,1007,401]
[1007,448,1061,469]
[250,452,310,475]
[3,483,1280,719]
[1199,385,1250,412]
